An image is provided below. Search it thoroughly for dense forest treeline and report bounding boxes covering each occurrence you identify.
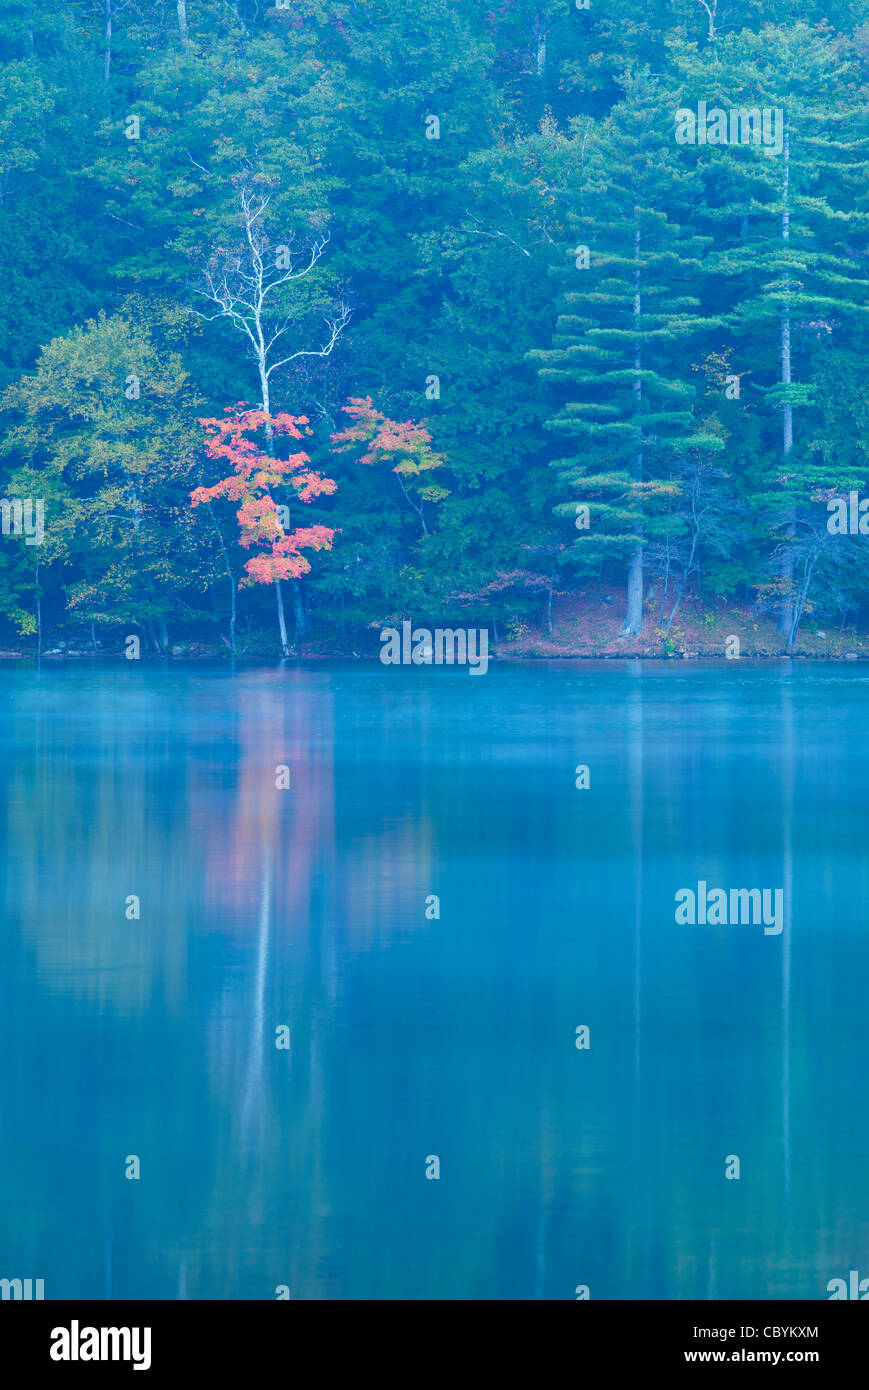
[0,0,867,657]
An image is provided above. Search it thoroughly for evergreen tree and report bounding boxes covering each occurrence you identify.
[671,24,869,647]
[532,70,722,634]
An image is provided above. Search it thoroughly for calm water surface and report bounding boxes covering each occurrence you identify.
[1,659,867,1299]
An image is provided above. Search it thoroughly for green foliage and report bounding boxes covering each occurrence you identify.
[0,0,867,651]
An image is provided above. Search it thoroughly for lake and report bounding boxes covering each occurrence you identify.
[1,659,866,1300]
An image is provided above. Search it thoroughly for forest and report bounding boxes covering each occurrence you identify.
[0,0,867,658]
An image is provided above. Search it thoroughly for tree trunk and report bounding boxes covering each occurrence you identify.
[103,0,112,84]
[788,552,817,654]
[664,573,686,636]
[699,0,717,40]
[177,0,188,48]
[260,368,271,433]
[275,579,290,656]
[623,225,645,637]
[665,542,696,636]
[260,373,291,656]
[292,579,306,638]
[207,501,236,654]
[624,547,644,636]
[533,14,547,77]
[778,121,795,641]
[659,545,671,624]
[35,553,42,655]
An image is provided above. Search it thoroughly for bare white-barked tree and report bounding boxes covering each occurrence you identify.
[196,188,351,655]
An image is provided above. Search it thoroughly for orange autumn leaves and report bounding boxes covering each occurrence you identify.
[330,396,446,487]
[191,399,446,589]
[190,407,337,587]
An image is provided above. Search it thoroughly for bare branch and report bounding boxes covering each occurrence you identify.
[461,212,532,258]
[187,151,211,176]
[695,0,717,40]
[194,187,350,408]
[267,304,352,377]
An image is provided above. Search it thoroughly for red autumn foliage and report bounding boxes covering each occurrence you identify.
[330,397,432,462]
[191,406,337,587]
[330,397,446,481]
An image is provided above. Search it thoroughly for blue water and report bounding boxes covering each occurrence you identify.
[1,659,867,1300]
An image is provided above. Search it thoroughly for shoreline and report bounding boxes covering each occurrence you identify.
[1,648,866,663]
[4,593,867,664]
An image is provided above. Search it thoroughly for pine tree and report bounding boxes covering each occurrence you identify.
[532,69,722,635]
[671,24,869,648]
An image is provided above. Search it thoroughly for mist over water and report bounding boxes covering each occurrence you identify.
[1,660,866,1300]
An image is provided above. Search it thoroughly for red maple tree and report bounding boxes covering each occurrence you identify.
[191,406,337,585]
[330,396,447,535]
[191,406,338,653]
